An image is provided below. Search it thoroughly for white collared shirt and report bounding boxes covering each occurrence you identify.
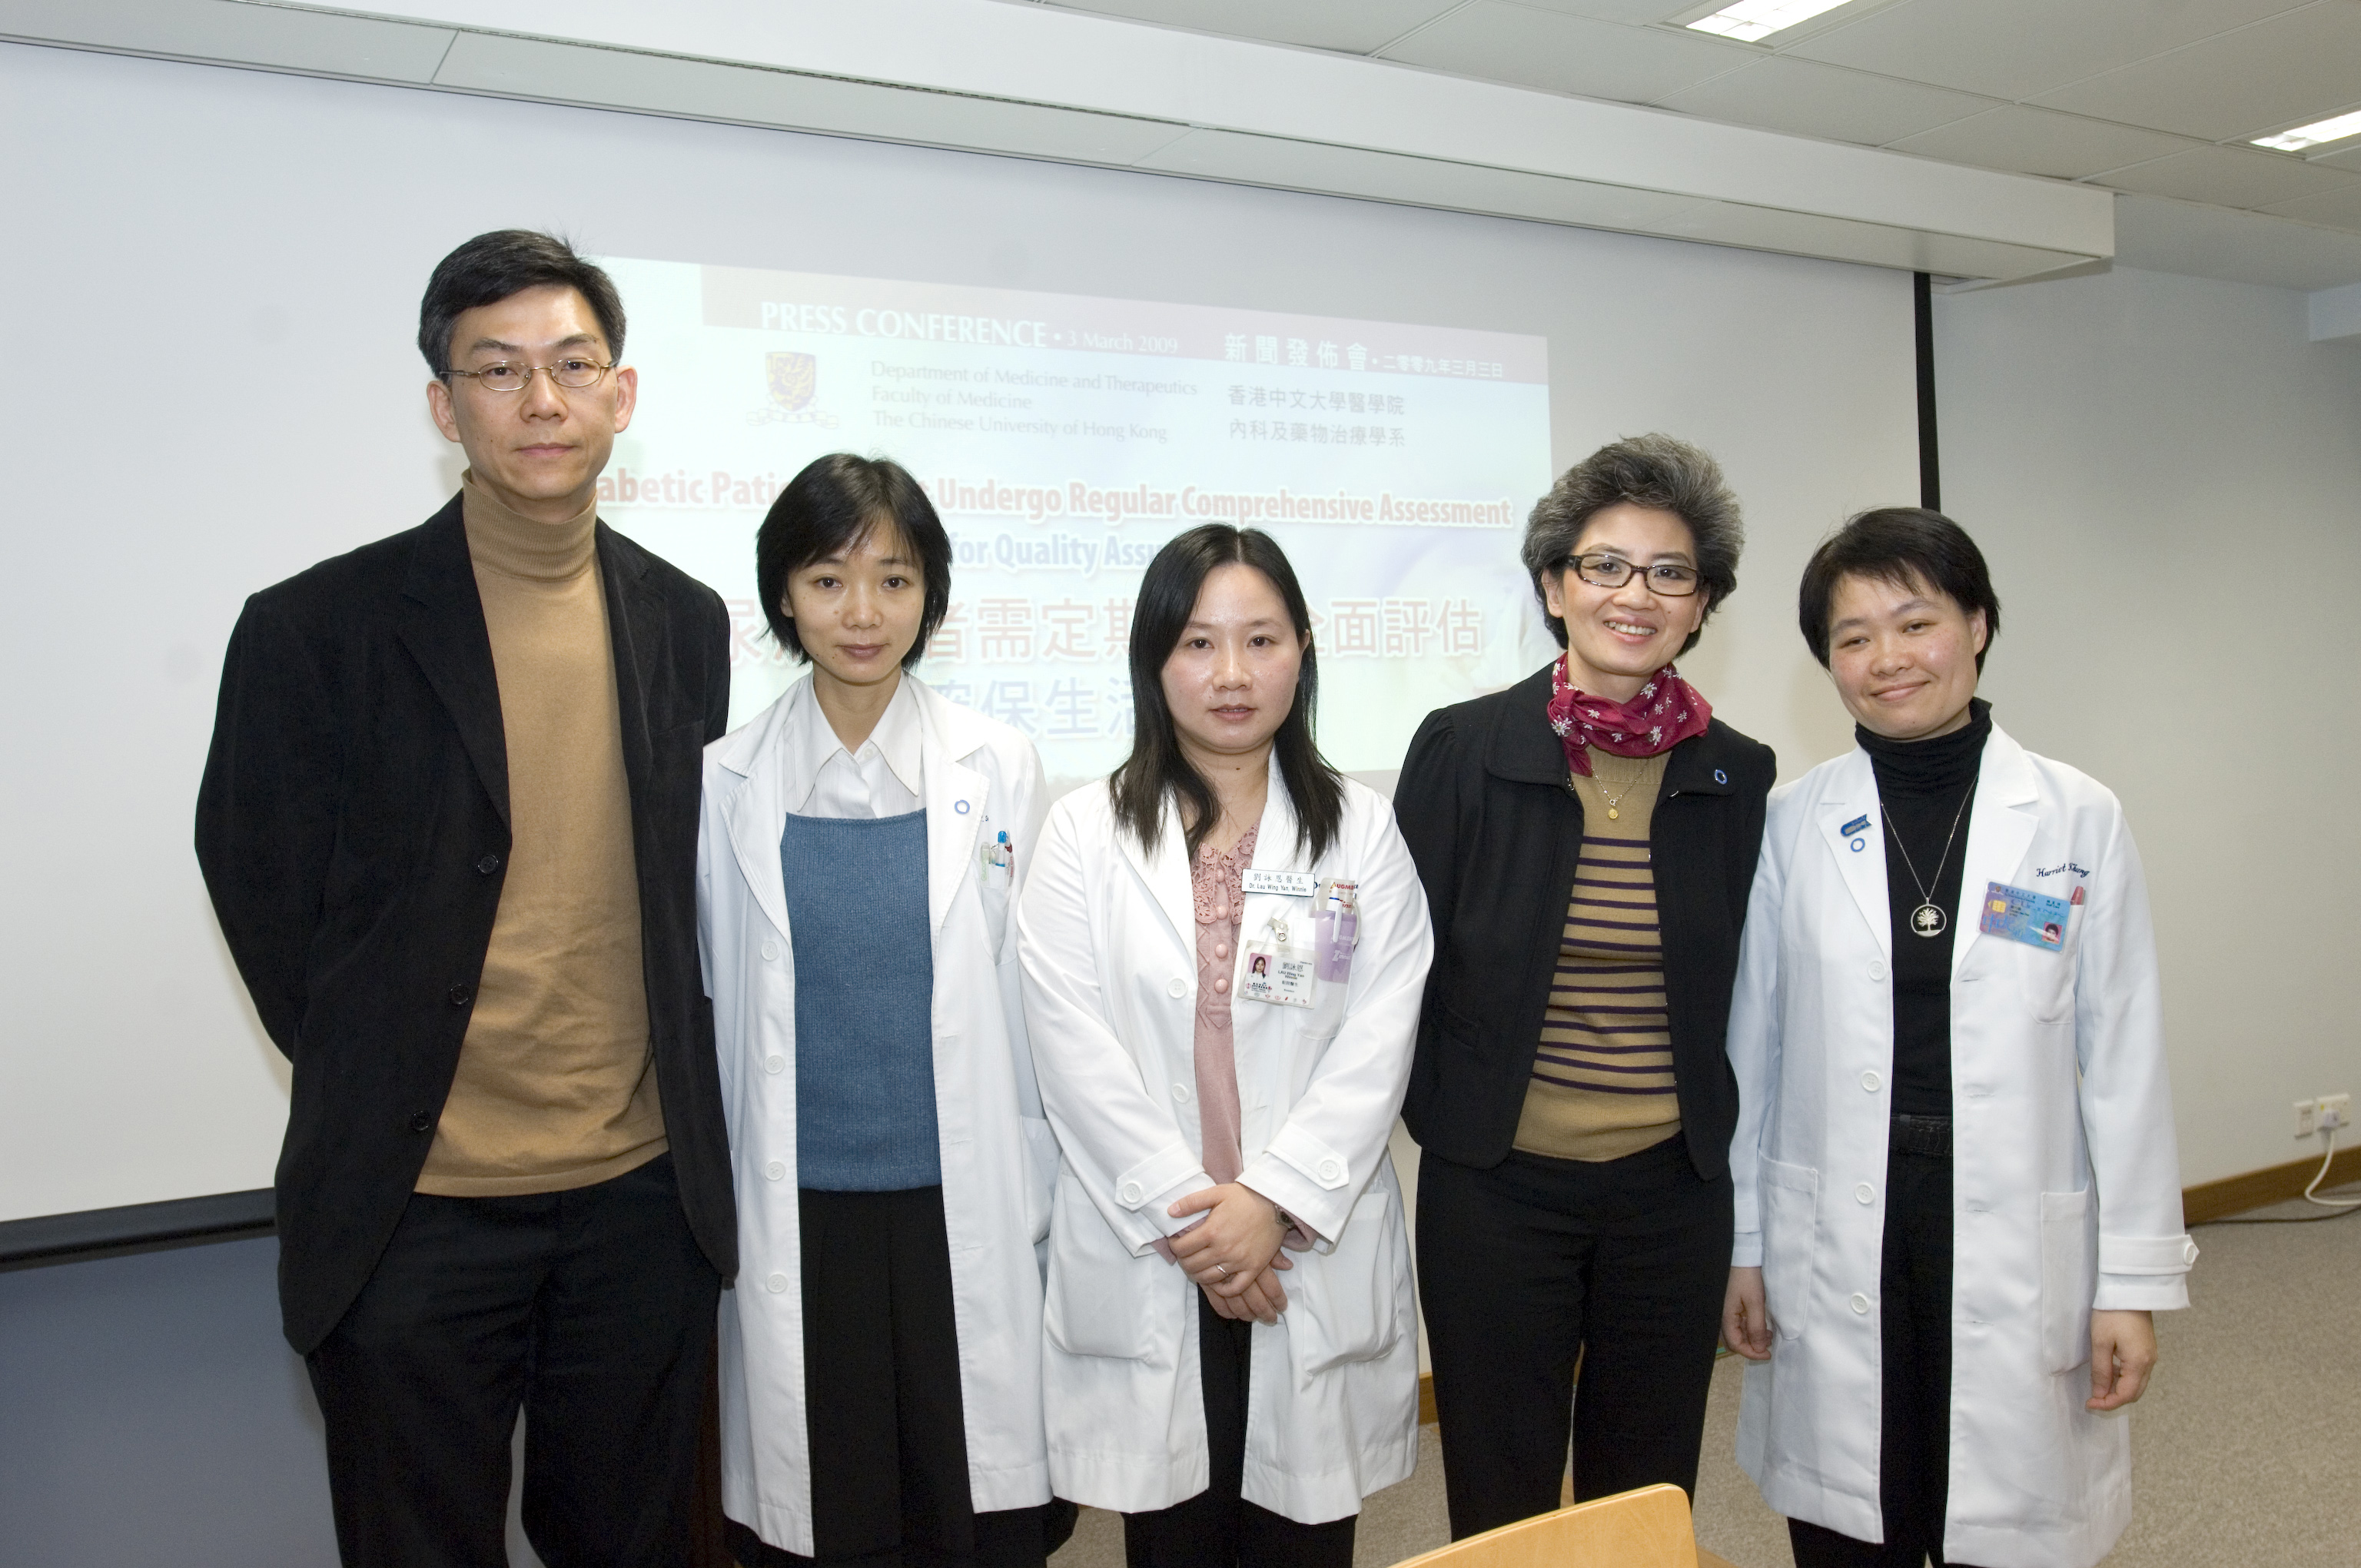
[784,672,924,819]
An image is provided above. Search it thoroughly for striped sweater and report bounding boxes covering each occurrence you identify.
[1513,746,1682,1163]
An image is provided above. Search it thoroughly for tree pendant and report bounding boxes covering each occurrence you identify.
[1911,902,1947,938]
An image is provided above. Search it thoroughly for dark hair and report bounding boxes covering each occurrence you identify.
[756,454,952,669]
[1798,507,2001,672]
[1520,434,1743,654]
[417,230,626,377]
[1111,526,1344,864]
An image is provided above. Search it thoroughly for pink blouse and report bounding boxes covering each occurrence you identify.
[1190,827,1256,1185]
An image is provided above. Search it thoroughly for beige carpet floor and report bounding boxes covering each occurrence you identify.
[1051,1180,2361,1568]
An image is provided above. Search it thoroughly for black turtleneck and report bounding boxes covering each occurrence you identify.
[1858,697,1992,1119]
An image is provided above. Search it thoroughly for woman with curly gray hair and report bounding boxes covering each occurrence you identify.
[1393,434,1775,1537]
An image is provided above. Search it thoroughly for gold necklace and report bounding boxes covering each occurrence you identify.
[1576,758,1654,821]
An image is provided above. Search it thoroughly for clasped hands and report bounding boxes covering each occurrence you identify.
[1167,1183,1298,1325]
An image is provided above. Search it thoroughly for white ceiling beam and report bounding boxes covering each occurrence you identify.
[0,0,2114,280]
[2310,280,2361,343]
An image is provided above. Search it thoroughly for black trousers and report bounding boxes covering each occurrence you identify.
[1121,1291,1357,1568]
[726,1186,1073,1568]
[1786,1151,1980,1568]
[305,1153,720,1568]
[1418,1134,1732,1539]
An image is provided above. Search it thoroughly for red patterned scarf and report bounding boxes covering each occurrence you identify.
[1546,655,1712,777]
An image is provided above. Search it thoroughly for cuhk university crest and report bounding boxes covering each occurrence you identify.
[749,350,837,427]
[768,350,815,411]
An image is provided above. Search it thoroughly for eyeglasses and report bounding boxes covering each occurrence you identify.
[444,358,616,393]
[1563,553,1702,596]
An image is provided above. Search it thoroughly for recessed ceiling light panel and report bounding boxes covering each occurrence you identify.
[2253,108,2361,154]
[1685,0,1857,44]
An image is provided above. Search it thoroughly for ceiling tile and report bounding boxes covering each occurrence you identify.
[1887,105,2200,180]
[2259,184,2361,232]
[1507,0,1703,23]
[1380,2,1752,104]
[2033,5,2361,142]
[1788,0,2305,102]
[1040,1,1461,54]
[1653,55,1994,146]
[2092,144,2361,209]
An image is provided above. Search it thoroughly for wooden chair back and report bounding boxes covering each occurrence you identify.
[1388,1483,1702,1568]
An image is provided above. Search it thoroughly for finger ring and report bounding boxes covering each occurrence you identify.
[1216,1264,1230,1278]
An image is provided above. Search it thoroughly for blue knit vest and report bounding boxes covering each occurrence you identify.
[778,810,941,1191]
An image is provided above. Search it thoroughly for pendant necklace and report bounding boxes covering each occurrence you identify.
[1886,784,1973,938]
[1576,759,1652,820]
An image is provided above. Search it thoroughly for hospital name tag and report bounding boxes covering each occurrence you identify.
[1978,882,2070,952]
[1240,869,1319,898]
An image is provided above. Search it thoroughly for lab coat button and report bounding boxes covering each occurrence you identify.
[1867,960,1888,982]
[761,939,779,962]
[476,853,501,875]
[1167,978,1188,998]
[765,1055,785,1075]
[1850,1293,1871,1314]
[765,1161,785,1181]
[1172,1083,1193,1103]
[1118,1181,1144,1205]
[1317,1158,1343,1182]
[1855,1182,1875,1204]
[2183,1239,2200,1264]
[766,1272,789,1294]
[1861,1070,1882,1092]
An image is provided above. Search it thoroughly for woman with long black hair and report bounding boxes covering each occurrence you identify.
[1018,523,1433,1568]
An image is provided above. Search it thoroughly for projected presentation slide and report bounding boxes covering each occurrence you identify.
[600,256,1556,786]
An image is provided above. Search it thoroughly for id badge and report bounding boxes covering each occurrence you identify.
[1240,918,1317,1008]
[1978,881,2070,951]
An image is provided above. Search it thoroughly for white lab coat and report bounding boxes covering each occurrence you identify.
[1726,725,2196,1568]
[698,674,1055,1556]
[1016,762,1433,1523]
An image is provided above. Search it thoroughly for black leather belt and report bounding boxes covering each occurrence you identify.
[1889,1113,1954,1158]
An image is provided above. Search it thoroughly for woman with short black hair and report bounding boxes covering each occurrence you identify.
[700,453,1069,1568]
[1724,507,2193,1568]
[1395,433,1775,1536]
[1018,524,1433,1568]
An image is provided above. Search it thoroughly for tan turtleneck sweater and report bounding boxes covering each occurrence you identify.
[415,473,667,1196]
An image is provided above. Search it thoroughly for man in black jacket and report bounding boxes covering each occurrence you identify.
[196,231,734,1567]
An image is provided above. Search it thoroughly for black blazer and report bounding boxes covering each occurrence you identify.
[1393,663,1774,1180]
[195,497,735,1352]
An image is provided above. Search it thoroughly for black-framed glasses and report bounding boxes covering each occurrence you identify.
[445,358,616,393]
[1563,552,1702,596]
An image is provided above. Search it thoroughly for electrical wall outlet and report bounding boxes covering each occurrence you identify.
[2294,1094,2352,1138]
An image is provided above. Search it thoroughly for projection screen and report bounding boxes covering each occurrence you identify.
[0,41,1917,1223]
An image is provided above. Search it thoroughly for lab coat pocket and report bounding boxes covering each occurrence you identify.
[2015,914,2079,1022]
[2038,1188,2097,1373]
[1021,1117,1058,1248]
[978,855,1014,957]
[1760,1158,1820,1343]
[1286,1189,1403,1378]
[1043,1164,1160,1360]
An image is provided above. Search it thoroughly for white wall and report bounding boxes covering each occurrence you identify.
[1934,265,2361,1187]
[0,40,1917,1221]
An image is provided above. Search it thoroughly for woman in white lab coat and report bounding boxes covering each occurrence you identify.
[698,454,1065,1568]
[1722,508,2196,1568]
[1018,524,1433,1568]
